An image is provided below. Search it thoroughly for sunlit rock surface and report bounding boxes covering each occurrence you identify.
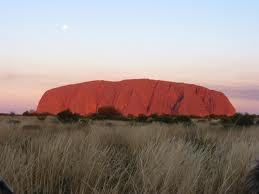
[37,79,236,117]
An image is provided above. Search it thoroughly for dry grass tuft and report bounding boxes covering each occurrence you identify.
[0,116,259,193]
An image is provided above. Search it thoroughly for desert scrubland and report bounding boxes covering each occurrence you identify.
[1,115,259,194]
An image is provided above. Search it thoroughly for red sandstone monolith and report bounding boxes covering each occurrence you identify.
[37,79,236,117]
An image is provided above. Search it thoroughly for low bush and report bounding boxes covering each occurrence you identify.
[174,115,193,125]
[22,110,35,116]
[37,114,48,121]
[9,112,16,116]
[220,117,233,128]
[22,110,48,121]
[220,113,255,128]
[89,106,127,121]
[22,111,30,116]
[150,114,174,123]
[135,114,148,122]
[78,118,91,127]
[136,114,193,125]
[57,110,81,123]
[127,114,136,120]
[97,106,122,116]
[234,114,255,127]
[206,114,226,120]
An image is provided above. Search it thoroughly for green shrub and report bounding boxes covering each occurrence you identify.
[97,106,122,117]
[220,113,255,127]
[135,114,148,122]
[78,118,90,126]
[88,106,127,120]
[88,113,104,120]
[10,112,16,116]
[234,113,255,127]
[37,114,48,121]
[57,110,81,123]
[206,114,225,120]
[220,117,233,128]
[174,115,192,125]
[92,106,125,120]
[22,110,36,116]
[127,114,136,120]
[22,111,31,116]
[151,114,174,123]
[231,113,243,122]
[149,113,159,119]
[134,114,193,124]
[22,110,49,121]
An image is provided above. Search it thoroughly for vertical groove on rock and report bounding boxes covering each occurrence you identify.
[95,81,102,112]
[146,81,159,114]
[166,83,173,112]
[124,88,134,115]
[171,94,184,114]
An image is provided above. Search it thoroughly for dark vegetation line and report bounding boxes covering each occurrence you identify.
[4,106,256,127]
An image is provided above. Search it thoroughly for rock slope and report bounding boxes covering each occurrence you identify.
[37,79,236,117]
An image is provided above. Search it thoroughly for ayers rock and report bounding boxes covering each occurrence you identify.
[37,79,236,117]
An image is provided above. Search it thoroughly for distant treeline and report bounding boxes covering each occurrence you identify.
[2,106,258,127]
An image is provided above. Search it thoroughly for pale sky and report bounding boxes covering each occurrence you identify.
[0,0,259,114]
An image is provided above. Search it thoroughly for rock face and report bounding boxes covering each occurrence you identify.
[37,79,236,117]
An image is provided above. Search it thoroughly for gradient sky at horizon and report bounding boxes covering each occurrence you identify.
[0,0,259,114]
